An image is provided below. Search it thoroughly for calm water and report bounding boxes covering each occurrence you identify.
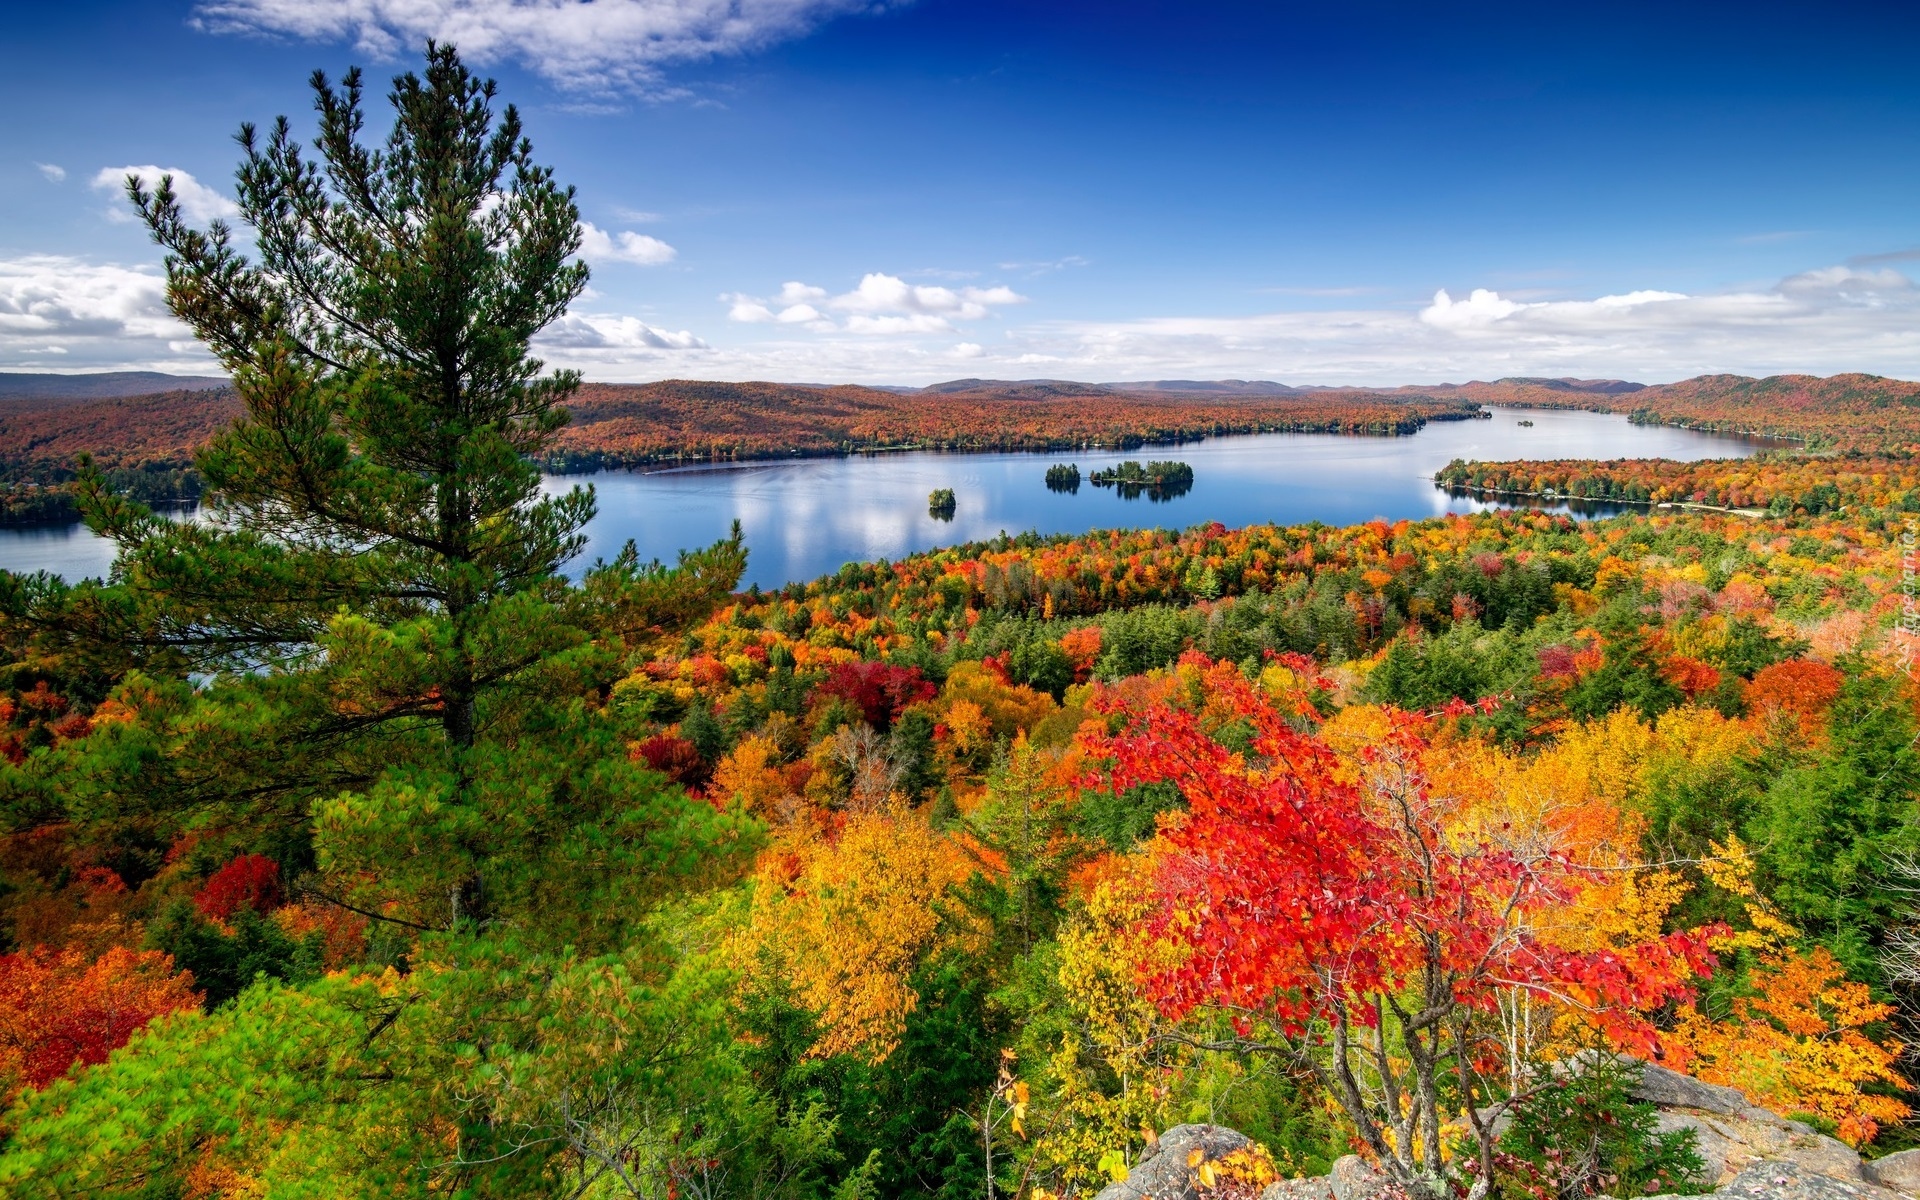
[0,407,1767,590]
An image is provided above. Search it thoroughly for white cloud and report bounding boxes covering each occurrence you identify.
[1419,286,1688,331]
[829,272,1022,320]
[92,166,240,224]
[998,255,1087,275]
[0,255,213,370]
[191,0,897,95]
[577,221,677,266]
[725,272,1026,334]
[845,313,953,334]
[726,298,777,323]
[10,255,1920,388]
[539,312,708,352]
[35,163,66,183]
[1779,265,1912,292]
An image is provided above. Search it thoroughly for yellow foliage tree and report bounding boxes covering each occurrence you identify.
[708,734,794,816]
[733,810,980,1062]
[1028,860,1188,1189]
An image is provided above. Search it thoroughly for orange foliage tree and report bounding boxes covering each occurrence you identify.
[1664,946,1909,1146]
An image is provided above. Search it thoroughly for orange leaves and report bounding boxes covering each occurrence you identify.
[708,735,798,817]
[0,944,201,1103]
[1664,947,1910,1146]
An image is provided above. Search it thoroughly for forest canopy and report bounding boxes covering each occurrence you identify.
[3,43,1920,1200]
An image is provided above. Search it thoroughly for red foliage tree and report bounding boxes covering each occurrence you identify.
[632,732,707,787]
[813,661,936,732]
[192,854,282,920]
[1081,655,1717,1199]
[0,945,201,1101]
[1745,658,1845,739]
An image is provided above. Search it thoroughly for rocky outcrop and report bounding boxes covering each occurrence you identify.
[1868,1149,1920,1197]
[1111,1063,1918,1200]
[1092,1124,1250,1200]
[1629,1062,1875,1190]
[1652,1159,1904,1199]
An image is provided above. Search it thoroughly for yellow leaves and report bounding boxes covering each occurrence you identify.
[1593,555,1640,596]
[1699,836,1800,954]
[945,698,991,755]
[731,810,978,1063]
[1028,857,1190,1187]
[1195,1145,1279,1192]
[708,734,794,816]
[1009,1081,1031,1136]
[1664,947,1910,1146]
[942,661,1057,738]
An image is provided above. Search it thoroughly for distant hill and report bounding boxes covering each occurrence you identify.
[918,377,1647,399]
[0,387,240,476]
[549,379,1475,468]
[0,371,228,405]
[8,372,1919,491]
[1103,380,1309,396]
[1490,377,1646,395]
[917,378,1124,398]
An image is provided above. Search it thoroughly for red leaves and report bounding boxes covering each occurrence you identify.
[634,733,706,786]
[1081,660,1394,1033]
[813,661,936,731]
[192,854,282,920]
[1082,656,1714,1044]
[0,945,201,1098]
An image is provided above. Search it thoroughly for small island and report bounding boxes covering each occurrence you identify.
[1045,462,1080,492]
[927,487,956,519]
[1088,459,1194,499]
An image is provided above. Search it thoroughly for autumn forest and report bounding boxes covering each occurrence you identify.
[5,46,1920,1200]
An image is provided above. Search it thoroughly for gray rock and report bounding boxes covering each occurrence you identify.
[1329,1155,1401,1200]
[1092,1124,1251,1200]
[1630,1061,1752,1116]
[1260,1177,1335,1200]
[1649,1158,1902,1199]
[1654,1108,1866,1187]
[1869,1149,1920,1197]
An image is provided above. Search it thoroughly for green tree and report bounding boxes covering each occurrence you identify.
[0,45,764,1197]
[9,42,749,935]
[1748,667,1920,980]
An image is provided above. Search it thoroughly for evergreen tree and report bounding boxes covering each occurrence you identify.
[12,42,749,936]
[0,46,780,1198]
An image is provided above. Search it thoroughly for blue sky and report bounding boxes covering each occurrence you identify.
[3,0,1918,384]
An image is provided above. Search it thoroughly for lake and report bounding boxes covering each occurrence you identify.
[0,406,1770,590]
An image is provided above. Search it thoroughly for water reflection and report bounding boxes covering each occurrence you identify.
[0,407,1775,589]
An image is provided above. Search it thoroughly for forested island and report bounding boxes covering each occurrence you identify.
[5,45,1920,1200]
[1087,459,1195,498]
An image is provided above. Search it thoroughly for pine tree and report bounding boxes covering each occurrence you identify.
[0,46,789,1198]
[12,43,751,935]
